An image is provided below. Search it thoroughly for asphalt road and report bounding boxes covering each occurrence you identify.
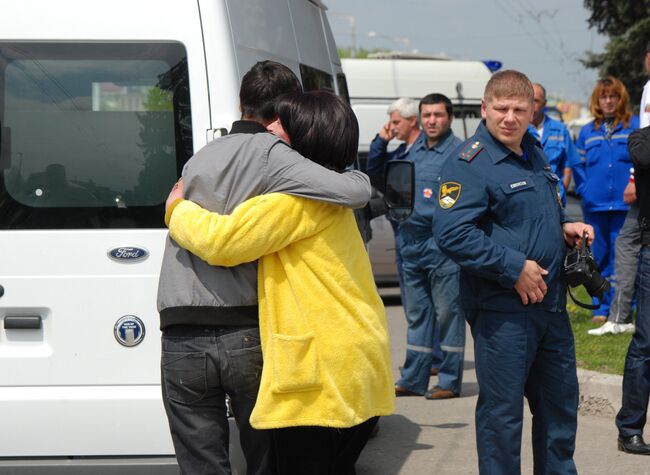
[356,291,650,475]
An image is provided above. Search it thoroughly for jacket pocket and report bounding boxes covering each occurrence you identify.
[271,332,322,394]
[496,177,541,223]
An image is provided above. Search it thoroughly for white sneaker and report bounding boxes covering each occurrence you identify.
[587,321,635,336]
[617,323,635,334]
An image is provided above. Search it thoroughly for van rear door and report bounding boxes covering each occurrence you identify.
[0,40,204,457]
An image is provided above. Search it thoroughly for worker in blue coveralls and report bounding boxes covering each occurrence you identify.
[393,93,465,400]
[366,98,421,302]
[433,70,593,474]
[366,97,443,376]
[572,77,639,322]
[528,82,578,207]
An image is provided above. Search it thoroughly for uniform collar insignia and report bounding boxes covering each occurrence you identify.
[459,140,482,162]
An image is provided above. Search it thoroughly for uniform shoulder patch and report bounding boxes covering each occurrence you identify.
[459,141,483,162]
[439,181,461,209]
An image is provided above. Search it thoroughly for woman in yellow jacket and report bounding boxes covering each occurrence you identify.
[165,91,395,474]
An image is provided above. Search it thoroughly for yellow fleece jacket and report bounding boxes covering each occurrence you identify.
[167,194,395,429]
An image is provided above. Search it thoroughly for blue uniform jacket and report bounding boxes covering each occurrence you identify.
[433,121,569,313]
[572,116,639,213]
[527,114,579,206]
[397,130,462,270]
[366,134,410,185]
[398,130,462,239]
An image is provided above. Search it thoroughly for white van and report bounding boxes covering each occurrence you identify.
[342,54,492,159]
[0,1,346,473]
[342,55,492,285]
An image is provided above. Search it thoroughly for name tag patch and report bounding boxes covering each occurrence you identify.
[510,181,528,189]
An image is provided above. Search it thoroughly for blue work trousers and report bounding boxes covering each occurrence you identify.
[396,237,465,395]
[582,209,627,316]
[468,308,578,475]
[392,223,443,371]
[616,246,650,437]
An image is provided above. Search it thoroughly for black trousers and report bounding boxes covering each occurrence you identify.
[161,326,273,475]
[271,417,379,475]
[617,246,650,437]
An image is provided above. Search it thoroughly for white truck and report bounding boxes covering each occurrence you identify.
[0,1,347,473]
[341,54,492,284]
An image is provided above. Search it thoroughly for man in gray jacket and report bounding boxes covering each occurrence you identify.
[157,61,371,475]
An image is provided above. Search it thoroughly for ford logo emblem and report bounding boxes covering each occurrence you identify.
[108,246,149,263]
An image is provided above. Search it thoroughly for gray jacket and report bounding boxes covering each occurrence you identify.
[157,121,371,329]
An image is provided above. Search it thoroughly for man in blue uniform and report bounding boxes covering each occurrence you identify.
[367,97,444,375]
[433,70,593,474]
[394,94,465,399]
[528,82,578,207]
[366,97,422,293]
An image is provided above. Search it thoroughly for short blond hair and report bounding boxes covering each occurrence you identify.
[484,70,534,104]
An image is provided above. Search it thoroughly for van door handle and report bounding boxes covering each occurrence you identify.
[4,316,42,330]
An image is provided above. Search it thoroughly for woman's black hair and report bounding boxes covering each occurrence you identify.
[275,91,359,172]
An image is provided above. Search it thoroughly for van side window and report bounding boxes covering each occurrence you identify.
[299,64,334,92]
[336,73,350,104]
[0,42,192,229]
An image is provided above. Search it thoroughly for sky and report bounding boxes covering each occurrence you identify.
[325,0,609,104]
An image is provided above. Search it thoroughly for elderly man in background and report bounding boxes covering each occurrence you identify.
[366,97,443,377]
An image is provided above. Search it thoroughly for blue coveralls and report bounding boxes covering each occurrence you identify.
[433,122,578,475]
[394,130,465,396]
[367,133,443,369]
[527,114,579,206]
[572,117,639,316]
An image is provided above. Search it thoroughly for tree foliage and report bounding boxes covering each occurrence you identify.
[584,0,650,36]
[583,1,650,104]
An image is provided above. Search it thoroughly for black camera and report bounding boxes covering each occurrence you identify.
[564,230,610,309]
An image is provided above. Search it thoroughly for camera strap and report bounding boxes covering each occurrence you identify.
[567,286,600,310]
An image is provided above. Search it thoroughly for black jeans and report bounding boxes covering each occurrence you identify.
[271,417,379,475]
[161,326,273,475]
[617,246,650,437]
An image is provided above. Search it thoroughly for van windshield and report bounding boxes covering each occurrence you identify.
[0,42,192,229]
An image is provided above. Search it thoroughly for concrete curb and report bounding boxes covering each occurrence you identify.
[577,368,622,417]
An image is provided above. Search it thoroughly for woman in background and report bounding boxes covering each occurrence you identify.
[165,91,395,475]
[572,76,639,322]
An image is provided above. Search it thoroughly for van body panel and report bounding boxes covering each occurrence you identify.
[342,57,492,150]
[1,386,169,456]
[0,0,342,468]
[342,58,491,102]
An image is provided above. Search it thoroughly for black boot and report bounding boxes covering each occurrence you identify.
[618,435,650,455]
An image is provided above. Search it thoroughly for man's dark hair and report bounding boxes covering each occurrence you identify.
[239,61,302,122]
[419,93,453,117]
[646,40,650,54]
[276,91,359,172]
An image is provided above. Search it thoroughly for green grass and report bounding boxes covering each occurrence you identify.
[568,286,632,375]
